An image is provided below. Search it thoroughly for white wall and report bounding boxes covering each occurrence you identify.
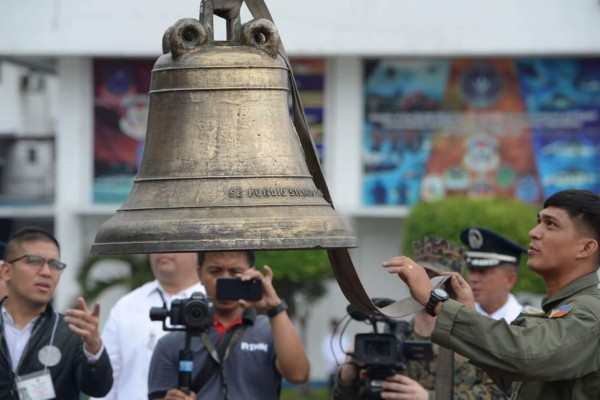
[54,57,94,311]
[1,0,600,57]
[2,141,54,199]
[0,63,22,133]
[0,63,57,136]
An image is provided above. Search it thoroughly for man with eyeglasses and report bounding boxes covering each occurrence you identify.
[0,227,113,400]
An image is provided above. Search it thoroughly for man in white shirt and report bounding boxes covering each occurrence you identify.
[461,227,526,323]
[91,252,205,400]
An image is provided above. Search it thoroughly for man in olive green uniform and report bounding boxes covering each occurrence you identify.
[335,237,506,399]
[383,189,600,400]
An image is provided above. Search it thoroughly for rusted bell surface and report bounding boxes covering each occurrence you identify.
[91,2,357,254]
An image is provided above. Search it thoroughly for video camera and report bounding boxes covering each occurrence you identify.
[346,298,433,400]
[150,291,215,332]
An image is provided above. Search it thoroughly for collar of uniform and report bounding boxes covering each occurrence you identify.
[541,272,600,312]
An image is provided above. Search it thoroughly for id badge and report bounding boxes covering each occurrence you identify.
[15,370,55,400]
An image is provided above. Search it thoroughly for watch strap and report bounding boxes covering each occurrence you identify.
[266,299,288,318]
[425,291,446,317]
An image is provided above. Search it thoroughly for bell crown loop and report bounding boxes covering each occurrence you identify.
[91,0,356,255]
[162,0,279,59]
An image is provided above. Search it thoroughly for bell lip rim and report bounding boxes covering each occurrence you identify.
[90,239,358,255]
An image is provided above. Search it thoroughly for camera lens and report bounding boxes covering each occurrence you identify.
[365,340,391,357]
[190,305,205,319]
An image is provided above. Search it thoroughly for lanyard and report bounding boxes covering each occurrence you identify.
[0,309,58,372]
[42,312,60,370]
[197,325,246,400]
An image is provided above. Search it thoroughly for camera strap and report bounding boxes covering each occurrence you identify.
[434,347,455,400]
[191,325,246,398]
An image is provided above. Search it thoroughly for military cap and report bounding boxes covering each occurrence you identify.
[412,237,466,275]
[460,227,526,268]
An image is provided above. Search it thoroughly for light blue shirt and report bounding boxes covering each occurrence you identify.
[1,307,39,372]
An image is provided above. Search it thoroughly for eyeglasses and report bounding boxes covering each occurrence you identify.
[6,254,67,272]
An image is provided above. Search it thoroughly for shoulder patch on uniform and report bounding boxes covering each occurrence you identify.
[521,305,544,315]
[548,305,573,318]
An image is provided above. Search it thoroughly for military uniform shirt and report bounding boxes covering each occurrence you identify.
[432,272,600,400]
[406,326,506,400]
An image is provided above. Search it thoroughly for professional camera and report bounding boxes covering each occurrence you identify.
[150,291,215,332]
[346,298,433,400]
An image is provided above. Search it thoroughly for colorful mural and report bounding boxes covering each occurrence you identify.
[363,58,600,206]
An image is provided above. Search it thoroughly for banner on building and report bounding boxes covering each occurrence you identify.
[93,59,153,203]
[363,58,600,206]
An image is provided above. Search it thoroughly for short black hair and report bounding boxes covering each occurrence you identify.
[543,189,600,241]
[5,227,60,260]
[197,250,256,268]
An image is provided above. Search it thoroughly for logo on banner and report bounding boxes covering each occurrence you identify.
[460,63,503,108]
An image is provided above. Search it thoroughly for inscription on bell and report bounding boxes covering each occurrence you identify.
[228,188,323,198]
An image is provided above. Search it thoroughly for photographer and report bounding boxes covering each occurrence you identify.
[0,228,113,400]
[334,238,505,400]
[147,250,309,400]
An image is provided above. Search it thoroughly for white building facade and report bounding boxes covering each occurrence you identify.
[1,0,600,383]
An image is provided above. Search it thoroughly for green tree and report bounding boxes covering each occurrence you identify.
[76,250,333,319]
[77,254,152,303]
[255,249,332,319]
[401,196,545,294]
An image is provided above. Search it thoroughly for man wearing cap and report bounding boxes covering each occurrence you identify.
[335,237,506,399]
[460,227,526,323]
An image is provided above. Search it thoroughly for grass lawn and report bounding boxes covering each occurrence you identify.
[81,385,330,399]
[281,386,330,400]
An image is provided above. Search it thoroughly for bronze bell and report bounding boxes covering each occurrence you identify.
[91,0,357,254]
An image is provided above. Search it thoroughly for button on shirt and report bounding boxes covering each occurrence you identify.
[91,280,205,400]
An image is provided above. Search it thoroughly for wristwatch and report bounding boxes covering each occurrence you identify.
[267,299,288,318]
[425,288,449,316]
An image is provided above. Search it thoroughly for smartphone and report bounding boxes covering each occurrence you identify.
[216,278,263,301]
